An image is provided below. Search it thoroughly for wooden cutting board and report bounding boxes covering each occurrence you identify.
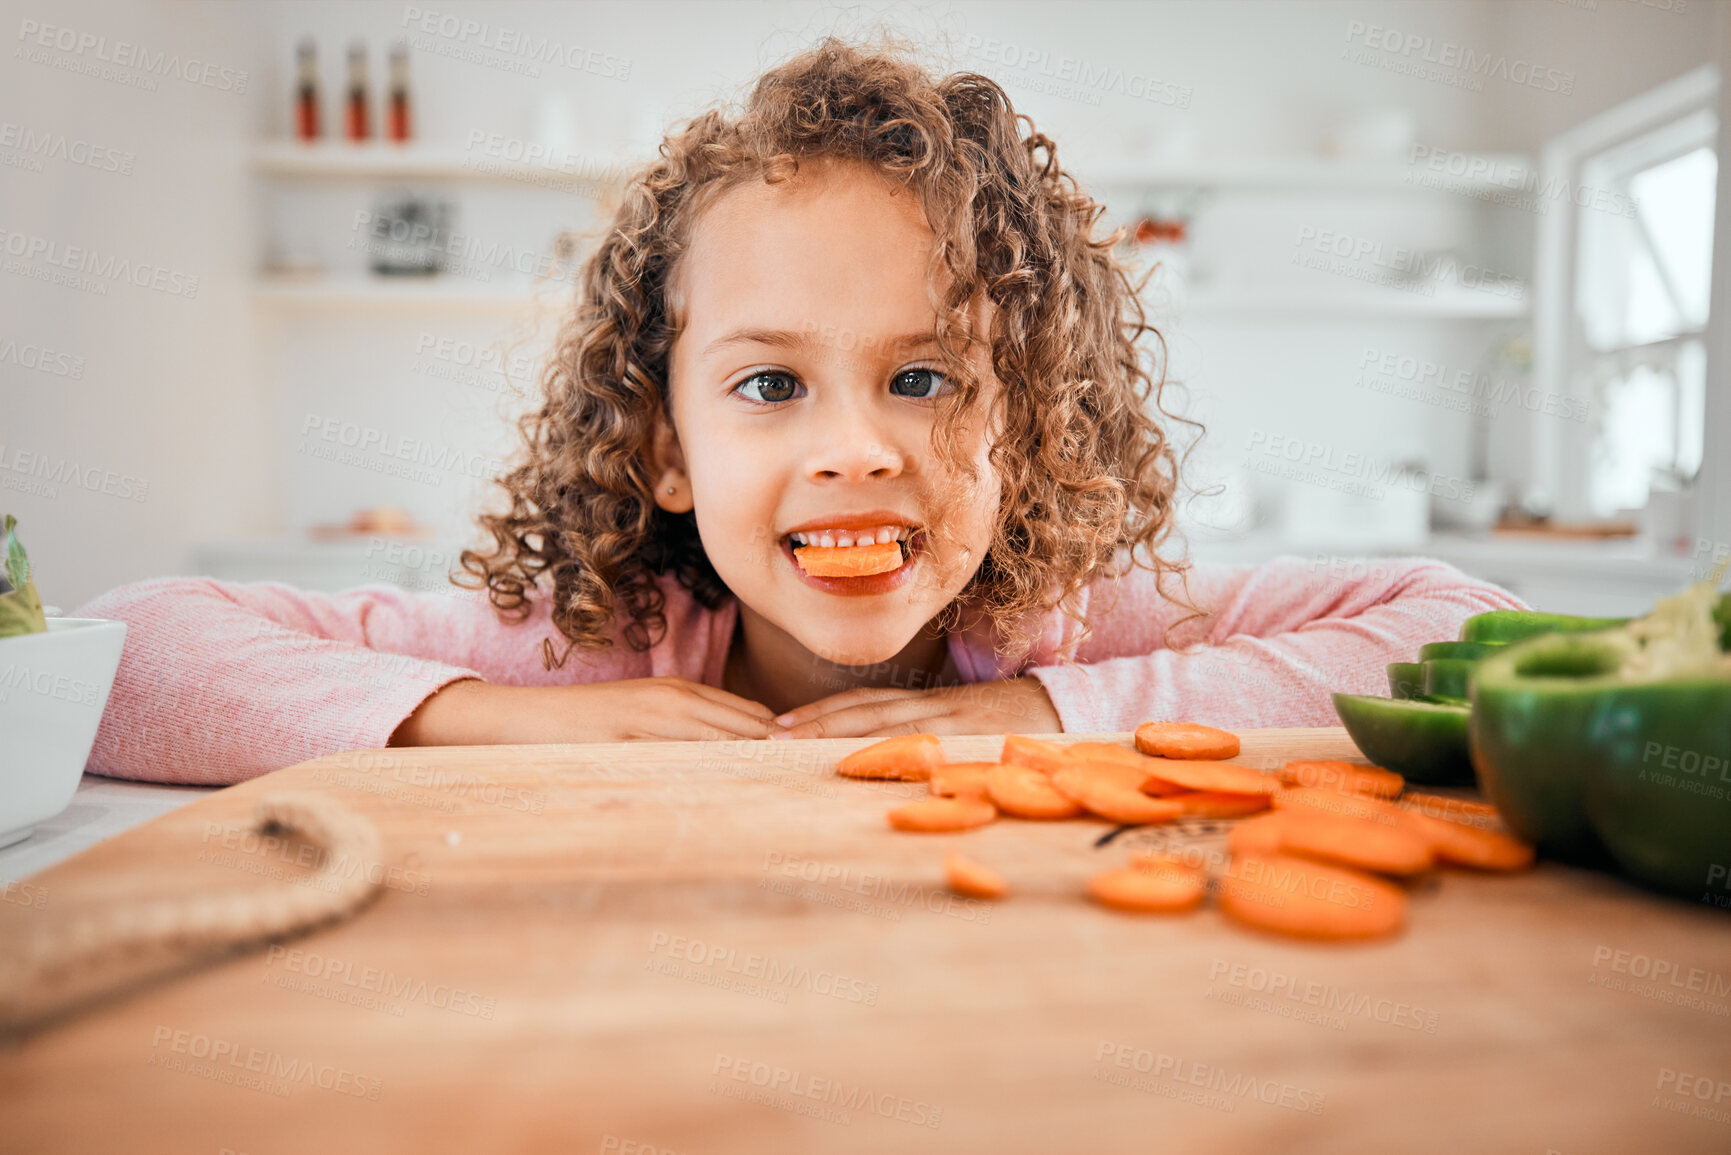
[3,728,1729,1155]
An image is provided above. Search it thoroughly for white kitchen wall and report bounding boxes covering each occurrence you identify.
[1,0,1717,608]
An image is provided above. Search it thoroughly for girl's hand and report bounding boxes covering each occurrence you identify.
[390,676,784,746]
[767,677,1062,740]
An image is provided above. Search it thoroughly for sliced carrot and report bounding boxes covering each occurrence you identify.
[1134,720,1241,760]
[1063,741,1144,765]
[1047,764,1096,805]
[1397,792,1502,830]
[1087,855,1207,913]
[1402,810,1535,871]
[1130,776,1187,798]
[1219,852,1407,941]
[1050,761,1150,801]
[1227,812,1288,857]
[837,733,944,781]
[945,851,1009,899]
[986,763,1084,820]
[886,796,997,833]
[1273,786,1424,831]
[1167,791,1273,819]
[1064,743,1186,794]
[794,541,904,577]
[1277,759,1405,799]
[1273,808,1435,876]
[1140,759,1279,796]
[1065,742,1155,773]
[1000,733,1076,776]
[929,761,996,800]
[1067,777,1185,825]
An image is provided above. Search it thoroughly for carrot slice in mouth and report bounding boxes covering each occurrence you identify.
[986,763,1084,820]
[945,851,1009,899]
[793,541,905,577]
[1088,854,1208,913]
[1139,759,1279,796]
[1134,721,1241,760]
[887,796,997,833]
[837,733,945,781]
[1219,852,1408,941]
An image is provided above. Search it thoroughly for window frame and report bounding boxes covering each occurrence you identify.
[1531,62,1724,536]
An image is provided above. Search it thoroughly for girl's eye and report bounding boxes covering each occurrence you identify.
[732,370,802,405]
[890,367,951,400]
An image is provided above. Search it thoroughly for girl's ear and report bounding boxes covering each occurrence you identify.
[650,408,694,514]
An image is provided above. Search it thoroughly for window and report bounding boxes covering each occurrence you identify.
[1532,64,1720,523]
[1576,115,1715,514]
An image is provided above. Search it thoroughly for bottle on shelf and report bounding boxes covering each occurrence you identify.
[345,41,370,143]
[294,37,320,142]
[387,41,412,144]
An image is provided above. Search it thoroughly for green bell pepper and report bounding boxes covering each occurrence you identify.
[1388,662,1425,699]
[1332,693,1474,786]
[1418,640,1504,661]
[1470,581,1731,896]
[1459,609,1628,644]
[1421,658,1475,703]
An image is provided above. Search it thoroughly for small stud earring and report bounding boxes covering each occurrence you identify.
[666,485,676,494]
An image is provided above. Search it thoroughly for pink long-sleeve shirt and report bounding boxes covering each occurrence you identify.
[70,553,1527,786]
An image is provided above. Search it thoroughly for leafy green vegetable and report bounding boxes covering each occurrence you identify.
[0,515,47,638]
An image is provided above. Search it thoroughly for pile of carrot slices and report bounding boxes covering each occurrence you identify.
[838,722,1535,942]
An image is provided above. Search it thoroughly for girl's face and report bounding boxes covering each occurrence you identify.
[659,160,1003,669]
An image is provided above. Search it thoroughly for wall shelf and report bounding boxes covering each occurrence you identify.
[250,141,643,185]
[1146,282,1529,320]
[1078,154,1536,195]
[251,274,567,311]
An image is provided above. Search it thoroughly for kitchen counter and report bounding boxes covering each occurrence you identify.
[1187,529,1708,616]
[0,774,212,887]
[3,729,1727,1154]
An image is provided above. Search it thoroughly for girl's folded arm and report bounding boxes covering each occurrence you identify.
[1022,555,1528,733]
[70,577,496,786]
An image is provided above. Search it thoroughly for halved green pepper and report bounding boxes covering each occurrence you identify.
[1332,693,1474,786]
[1470,582,1731,896]
[1388,662,1425,699]
[1459,609,1628,644]
[1421,658,1476,703]
[1419,640,1503,661]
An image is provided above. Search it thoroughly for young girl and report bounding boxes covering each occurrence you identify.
[75,40,1525,785]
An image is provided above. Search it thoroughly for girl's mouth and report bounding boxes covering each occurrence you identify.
[780,530,926,597]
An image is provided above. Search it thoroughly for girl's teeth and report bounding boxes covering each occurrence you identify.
[788,525,915,548]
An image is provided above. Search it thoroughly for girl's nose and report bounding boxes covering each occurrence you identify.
[799,385,914,481]
[807,437,908,482]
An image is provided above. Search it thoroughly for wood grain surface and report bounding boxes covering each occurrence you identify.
[3,728,1729,1155]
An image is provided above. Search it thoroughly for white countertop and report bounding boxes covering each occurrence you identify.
[0,774,214,886]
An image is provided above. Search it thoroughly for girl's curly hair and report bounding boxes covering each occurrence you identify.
[458,37,1201,672]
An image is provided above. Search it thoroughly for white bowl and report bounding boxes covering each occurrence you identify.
[0,617,127,849]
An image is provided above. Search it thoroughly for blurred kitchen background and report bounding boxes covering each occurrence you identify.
[4,0,1728,617]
